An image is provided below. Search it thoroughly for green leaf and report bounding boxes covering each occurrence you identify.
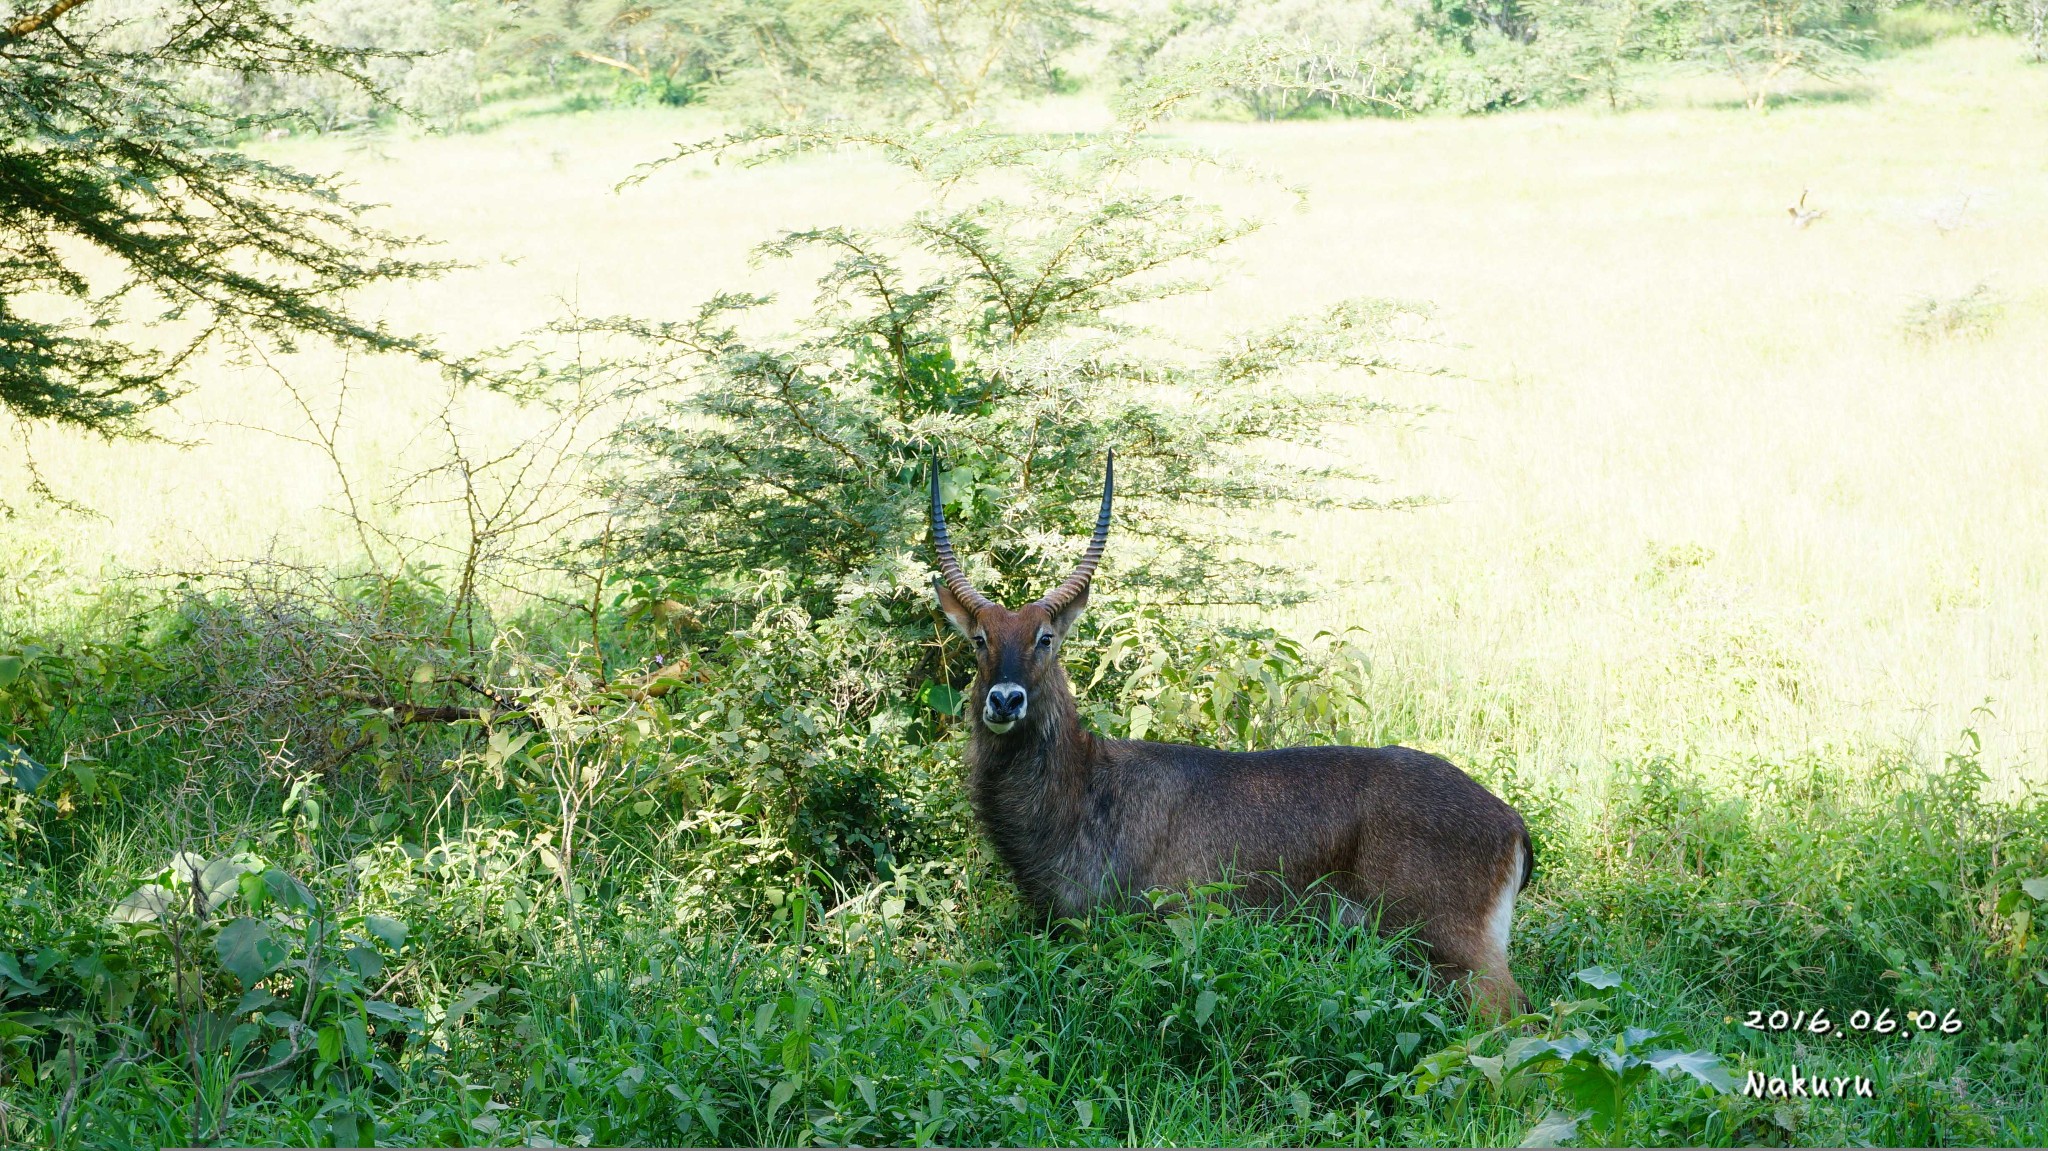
[2021,877,2048,901]
[362,914,407,951]
[341,1016,369,1060]
[364,999,420,1025]
[214,918,287,989]
[197,857,244,914]
[1644,1048,1738,1093]
[445,982,501,1026]
[232,988,282,1015]
[0,656,20,687]
[766,1078,797,1124]
[168,851,207,884]
[344,945,384,982]
[1552,1059,1624,1135]
[229,1022,260,1059]
[262,869,317,912]
[917,681,964,717]
[316,1024,341,1064]
[852,1073,877,1112]
[0,953,46,995]
[1521,1109,1584,1147]
[0,742,47,792]
[1620,1025,1670,1051]
[111,884,175,924]
[1573,965,1623,990]
[1194,988,1219,1026]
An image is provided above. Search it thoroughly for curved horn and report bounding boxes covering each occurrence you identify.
[1037,449,1113,614]
[930,451,997,615]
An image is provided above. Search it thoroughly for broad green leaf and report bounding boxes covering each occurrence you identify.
[1552,1060,1624,1133]
[197,857,244,914]
[232,988,282,1015]
[445,982,501,1026]
[1504,1034,1555,1072]
[0,656,20,687]
[1127,703,1153,741]
[2021,877,2048,901]
[766,1078,797,1124]
[344,945,383,982]
[112,884,175,924]
[1620,1025,1670,1051]
[229,1022,260,1059]
[1520,1109,1584,1147]
[330,1112,366,1149]
[1194,988,1219,1026]
[364,999,420,1025]
[1644,1048,1738,1093]
[0,742,47,792]
[0,953,46,994]
[262,869,316,912]
[215,918,287,989]
[1573,965,1623,990]
[341,1016,369,1060]
[316,1024,341,1064]
[918,681,964,717]
[168,851,206,884]
[362,914,407,951]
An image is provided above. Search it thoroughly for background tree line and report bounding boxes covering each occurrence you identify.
[102,0,2048,137]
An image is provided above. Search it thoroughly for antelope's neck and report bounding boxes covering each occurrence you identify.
[965,680,1099,880]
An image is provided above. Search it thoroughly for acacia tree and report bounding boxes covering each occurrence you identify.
[564,113,1434,625]
[1690,0,1865,109]
[0,0,444,439]
[468,102,1439,885]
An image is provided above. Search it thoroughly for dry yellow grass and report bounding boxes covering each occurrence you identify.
[5,34,2043,787]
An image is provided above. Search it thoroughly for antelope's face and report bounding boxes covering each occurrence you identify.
[935,595,1087,735]
[928,449,1113,739]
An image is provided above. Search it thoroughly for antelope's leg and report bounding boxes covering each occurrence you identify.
[1417,850,1528,1021]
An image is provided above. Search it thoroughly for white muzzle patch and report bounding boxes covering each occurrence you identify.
[983,682,1027,733]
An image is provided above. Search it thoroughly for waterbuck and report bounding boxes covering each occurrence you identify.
[931,452,1534,1017]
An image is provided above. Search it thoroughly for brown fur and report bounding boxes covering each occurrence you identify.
[937,585,1533,1019]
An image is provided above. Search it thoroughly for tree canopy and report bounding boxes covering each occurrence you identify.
[0,0,443,438]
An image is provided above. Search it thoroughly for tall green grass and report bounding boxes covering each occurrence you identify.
[4,605,2044,1148]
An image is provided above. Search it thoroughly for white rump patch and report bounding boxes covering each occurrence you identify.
[1487,844,1523,958]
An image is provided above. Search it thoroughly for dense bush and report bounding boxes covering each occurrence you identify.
[7,600,2046,1144]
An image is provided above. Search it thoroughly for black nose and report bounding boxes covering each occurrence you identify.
[988,685,1026,718]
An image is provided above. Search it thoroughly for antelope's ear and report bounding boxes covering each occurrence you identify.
[1047,583,1090,640]
[933,576,975,638]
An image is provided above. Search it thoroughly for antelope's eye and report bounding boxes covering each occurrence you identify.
[1037,633,1054,649]
[972,634,987,649]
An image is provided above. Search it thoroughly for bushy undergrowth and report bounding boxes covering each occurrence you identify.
[4,586,2047,1147]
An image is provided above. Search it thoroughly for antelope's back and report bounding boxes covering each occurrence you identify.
[1108,738,1529,912]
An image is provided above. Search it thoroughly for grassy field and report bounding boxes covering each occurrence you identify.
[8,34,2044,785]
[4,29,2048,1149]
